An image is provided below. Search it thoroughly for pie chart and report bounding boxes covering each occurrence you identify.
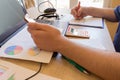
[28,47,40,56]
[4,45,23,55]
[0,68,5,76]
[0,72,3,76]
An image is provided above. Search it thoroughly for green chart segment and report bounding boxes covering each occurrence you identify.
[4,46,23,55]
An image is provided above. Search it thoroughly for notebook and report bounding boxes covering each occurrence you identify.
[69,16,104,28]
[0,0,54,63]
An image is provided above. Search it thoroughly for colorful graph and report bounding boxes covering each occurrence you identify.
[28,47,40,56]
[0,65,7,76]
[0,69,4,76]
[4,46,23,55]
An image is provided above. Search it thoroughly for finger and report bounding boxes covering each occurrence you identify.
[77,1,80,10]
[72,13,79,20]
[72,2,81,19]
[78,16,84,20]
[28,28,42,36]
[71,9,79,19]
[74,1,80,11]
[77,7,82,17]
[71,8,77,16]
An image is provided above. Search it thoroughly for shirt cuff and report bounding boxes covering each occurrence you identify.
[114,6,120,21]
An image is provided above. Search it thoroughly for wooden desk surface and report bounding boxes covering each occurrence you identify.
[1,12,115,80]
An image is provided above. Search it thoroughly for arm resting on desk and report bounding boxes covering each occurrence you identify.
[28,22,120,80]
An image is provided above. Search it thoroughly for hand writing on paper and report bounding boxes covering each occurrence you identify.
[71,1,87,20]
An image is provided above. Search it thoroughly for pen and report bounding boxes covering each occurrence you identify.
[76,1,80,19]
[8,74,14,80]
[74,62,89,74]
[63,56,89,74]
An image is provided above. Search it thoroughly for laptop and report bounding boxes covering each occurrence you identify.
[0,0,26,46]
[0,0,68,63]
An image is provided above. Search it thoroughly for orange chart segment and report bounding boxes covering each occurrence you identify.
[28,47,40,56]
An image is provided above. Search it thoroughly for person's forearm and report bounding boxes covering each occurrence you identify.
[83,7,117,22]
[58,38,120,80]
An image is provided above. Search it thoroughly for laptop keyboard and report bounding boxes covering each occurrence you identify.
[35,19,60,27]
[35,19,68,35]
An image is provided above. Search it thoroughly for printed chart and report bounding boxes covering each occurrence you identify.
[0,69,5,76]
[4,45,23,55]
[0,27,53,63]
[0,65,7,76]
[0,64,14,80]
[28,47,40,56]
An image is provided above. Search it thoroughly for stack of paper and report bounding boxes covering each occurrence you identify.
[0,60,61,80]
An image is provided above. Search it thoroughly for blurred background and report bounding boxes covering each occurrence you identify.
[18,0,120,41]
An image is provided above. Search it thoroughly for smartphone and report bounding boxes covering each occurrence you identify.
[24,14,36,23]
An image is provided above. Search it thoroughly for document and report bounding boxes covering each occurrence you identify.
[0,26,53,63]
[0,64,14,80]
[27,7,40,19]
[69,16,104,28]
[69,39,105,50]
[0,60,61,80]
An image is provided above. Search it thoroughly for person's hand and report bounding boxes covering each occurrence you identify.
[71,2,87,20]
[27,22,66,52]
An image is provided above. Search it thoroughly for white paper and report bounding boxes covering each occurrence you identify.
[70,39,105,50]
[0,26,53,63]
[0,64,14,80]
[69,16,103,28]
[27,7,40,19]
[0,60,61,80]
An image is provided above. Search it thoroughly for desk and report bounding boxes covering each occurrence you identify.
[1,9,115,80]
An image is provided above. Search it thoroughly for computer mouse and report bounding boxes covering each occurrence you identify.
[44,8,56,14]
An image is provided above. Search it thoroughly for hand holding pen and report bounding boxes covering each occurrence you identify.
[71,1,80,19]
[71,1,88,20]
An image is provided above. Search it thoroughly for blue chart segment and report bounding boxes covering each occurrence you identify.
[4,46,23,55]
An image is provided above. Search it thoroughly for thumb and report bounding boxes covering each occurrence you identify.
[77,1,80,9]
[75,1,80,10]
[77,6,82,16]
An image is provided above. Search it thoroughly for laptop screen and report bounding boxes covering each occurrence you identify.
[0,0,26,46]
